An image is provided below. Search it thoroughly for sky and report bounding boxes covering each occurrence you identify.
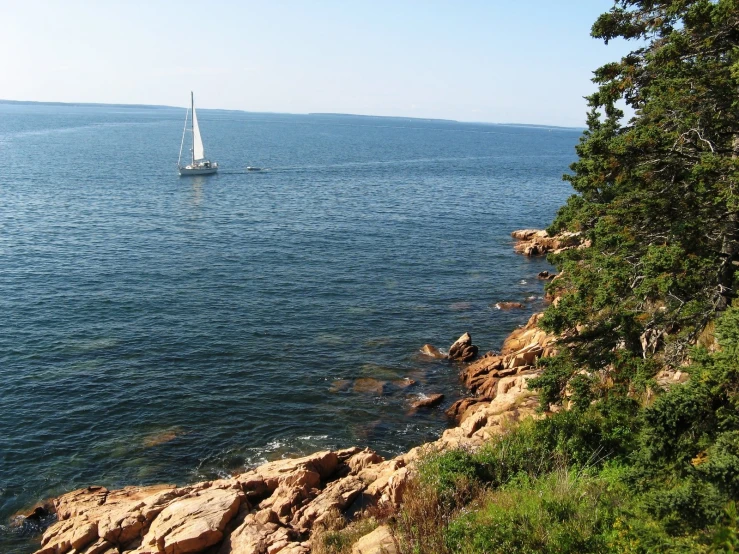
[0,0,636,127]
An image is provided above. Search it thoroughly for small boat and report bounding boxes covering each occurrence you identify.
[178,92,218,176]
[246,166,263,171]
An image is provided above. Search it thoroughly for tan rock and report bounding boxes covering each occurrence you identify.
[448,332,478,362]
[276,543,310,554]
[459,409,488,438]
[445,397,484,423]
[356,459,404,487]
[363,460,411,509]
[512,229,578,257]
[97,486,183,546]
[218,510,290,554]
[352,378,387,395]
[267,539,292,553]
[261,488,305,523]
[78,538,118,554]
[380,467,410,507]
[139,487,241,554]
[20,504,54,525]
[494,302,524,310]
[346,449,384,474]
[37,518,98,554]
[53,486,109,521]
[475,374,501,398]
[142,428,185,448]
[419,344,446,359]
[510,229,542,240]
[237,451,339,495]
[462,354,503,390]
[258,467,321,523]
[335,446,363,461]
[410,393,444,409]
[292,477,365,532]
[351,525,397,554]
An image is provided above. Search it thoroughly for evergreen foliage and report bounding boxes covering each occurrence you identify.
[393,2,739,552]
[543,0,739,380]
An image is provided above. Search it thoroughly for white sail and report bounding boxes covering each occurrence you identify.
[178,91,217,176]
[192,102,205,161]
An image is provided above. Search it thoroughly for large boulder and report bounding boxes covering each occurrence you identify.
[448,333,478,362]
[138,488,242,554]
[36,519,99,554]
[236,451,340,496]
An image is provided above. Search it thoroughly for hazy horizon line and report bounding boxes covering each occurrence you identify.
[0,98,584,131]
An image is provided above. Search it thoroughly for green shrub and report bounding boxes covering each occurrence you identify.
[699,432,739,498]
[445,470,620,554]
[312,511,379,554]
[418,449,480,510]
[709,502,739,554]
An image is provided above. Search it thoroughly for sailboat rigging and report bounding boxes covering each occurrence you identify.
[178,92,218,175]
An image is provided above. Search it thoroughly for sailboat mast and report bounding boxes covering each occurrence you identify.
[178,106,189,168]
[191,91,195,166]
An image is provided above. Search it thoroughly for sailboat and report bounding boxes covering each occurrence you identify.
[178,92,218,175]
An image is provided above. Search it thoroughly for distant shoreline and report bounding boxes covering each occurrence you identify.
[0,98,174,110]
[308,112,458,124]
[0,99,583,130]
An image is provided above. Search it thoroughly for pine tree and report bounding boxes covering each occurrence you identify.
[541,0,739,400]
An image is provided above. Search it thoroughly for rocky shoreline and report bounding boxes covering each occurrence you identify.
[26,230,564,554]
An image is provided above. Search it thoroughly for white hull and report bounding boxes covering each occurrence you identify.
[179,164,218,176]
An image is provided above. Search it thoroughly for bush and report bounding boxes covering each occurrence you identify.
[417,449,480,509]
[445,469,621,554]
[312,510,379,554]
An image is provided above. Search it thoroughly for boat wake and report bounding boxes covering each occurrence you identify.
[217,168,271,174]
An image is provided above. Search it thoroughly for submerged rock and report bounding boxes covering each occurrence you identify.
[419,344,446,359]
[352,378,387,395]
[329,379,352,393]
[142,427,185,448]
[390,378,416,390]
[410,393,445,409]
[494,301,524,310]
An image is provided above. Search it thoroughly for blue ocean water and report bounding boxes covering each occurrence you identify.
[0,102,579,552]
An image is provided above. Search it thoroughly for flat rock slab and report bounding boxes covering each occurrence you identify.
[411,393,444,409]
[494,301,524,310]
[352,378,387,395]
[352,525,398,554]
[140,488,241,554]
